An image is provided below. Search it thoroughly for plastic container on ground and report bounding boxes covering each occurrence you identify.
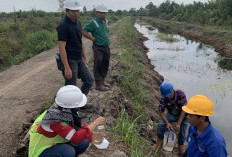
[92,125,109,149]
[94,138,109,149]
[163,129,176,151]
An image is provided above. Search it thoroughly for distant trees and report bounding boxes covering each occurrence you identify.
[145,2,158,16]
[124,0,232,27]
[2,0,231,28]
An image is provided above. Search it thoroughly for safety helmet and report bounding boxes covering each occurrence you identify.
[96,4,108,13]
[64,0,82,10]
[182,95,214,116]
[160,82,174,98]
[55,85,87,108]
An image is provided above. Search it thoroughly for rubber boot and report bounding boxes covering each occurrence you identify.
[178,145,185,156]
[152,138,163,151]
[95,81,109,91]
[102,78,110,88]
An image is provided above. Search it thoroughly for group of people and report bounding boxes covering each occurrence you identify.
[28,0,228,156]
[29,0,110,156]
[153,82,228,157]
[57,0,111,94]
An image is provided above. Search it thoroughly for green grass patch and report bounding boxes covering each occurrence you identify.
[111,17,159,157]
[23,30,57,56]
[202,28,217,36]
[0,12,93,71]
[114,108,151,157]
[0,11,123,71]
[156,33,179,43]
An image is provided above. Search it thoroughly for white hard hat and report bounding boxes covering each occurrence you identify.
[64,0,82,10]
[55,85,87,108]
[96,4,108,13]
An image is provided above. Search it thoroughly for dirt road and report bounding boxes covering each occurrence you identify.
[0,19,131,156]
[0,46,61,156]
[0,34,96,156]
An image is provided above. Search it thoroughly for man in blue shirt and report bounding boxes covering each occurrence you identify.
[182,95,227,157]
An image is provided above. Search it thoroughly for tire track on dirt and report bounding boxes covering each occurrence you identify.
[0,59,54,96]
[0,47,62,156]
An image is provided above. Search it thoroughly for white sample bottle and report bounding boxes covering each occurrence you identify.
[93,125,105,145]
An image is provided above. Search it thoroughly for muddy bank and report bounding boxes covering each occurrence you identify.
[139,16,232,57]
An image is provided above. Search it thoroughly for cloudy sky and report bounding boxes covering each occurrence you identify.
[0,0,210,13]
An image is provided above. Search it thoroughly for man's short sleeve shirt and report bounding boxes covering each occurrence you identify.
[82,17,110,47]
[57,15,83,60]
[158,90,187,115]
[187,122,227,157]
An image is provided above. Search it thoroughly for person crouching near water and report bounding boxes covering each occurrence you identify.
[152,82,188,155]
[181,95,227,157]
[28,85,105,157]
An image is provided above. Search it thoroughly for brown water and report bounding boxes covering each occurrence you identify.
[135,21,232,155]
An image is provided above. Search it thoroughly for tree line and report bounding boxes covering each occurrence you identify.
[125,0,232,27]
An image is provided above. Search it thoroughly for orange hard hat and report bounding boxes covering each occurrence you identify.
[182,95,214,116]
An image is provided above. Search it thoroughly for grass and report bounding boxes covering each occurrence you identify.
[0,11,123,71]
[0,16,61,71]
[156,33,180,43]
[141,16,232,47]
[114,108,148,157]
[110,17,160,157]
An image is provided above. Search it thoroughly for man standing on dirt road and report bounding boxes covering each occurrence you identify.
[82,4,111,91]
[153,82,188,155]
[181,95,227,157]
[57,0,94,95]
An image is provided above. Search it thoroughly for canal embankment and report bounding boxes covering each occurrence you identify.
[135,18,232,155]
[139,16,232,57]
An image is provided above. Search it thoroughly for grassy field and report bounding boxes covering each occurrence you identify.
[0,11,121,71]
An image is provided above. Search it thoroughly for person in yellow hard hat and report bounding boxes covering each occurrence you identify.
[182,95,227,157]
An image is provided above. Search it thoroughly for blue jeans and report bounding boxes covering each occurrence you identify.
[157,113,188,145]
[40,140,90,157]
[62,59,94,95]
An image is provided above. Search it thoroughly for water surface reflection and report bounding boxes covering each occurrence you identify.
[134,21,232,155]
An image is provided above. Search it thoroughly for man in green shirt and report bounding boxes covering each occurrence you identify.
[82,4,110,91]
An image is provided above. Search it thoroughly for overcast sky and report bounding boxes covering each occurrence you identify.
[0,0,210,13]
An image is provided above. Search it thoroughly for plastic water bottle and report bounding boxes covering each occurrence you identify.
[93,125,105,145]
[163,129,176,151]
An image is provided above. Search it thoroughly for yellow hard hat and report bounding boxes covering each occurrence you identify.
[182,95,214,116]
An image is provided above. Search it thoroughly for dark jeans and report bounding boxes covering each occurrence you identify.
[40,140,90,157]
[62,59,94,95]
[157,112,188,145]
[92,44,110,81]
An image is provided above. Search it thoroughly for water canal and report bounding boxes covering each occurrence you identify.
[134,21,232,155]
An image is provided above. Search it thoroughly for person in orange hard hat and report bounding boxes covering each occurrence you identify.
[182,95,227,157]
